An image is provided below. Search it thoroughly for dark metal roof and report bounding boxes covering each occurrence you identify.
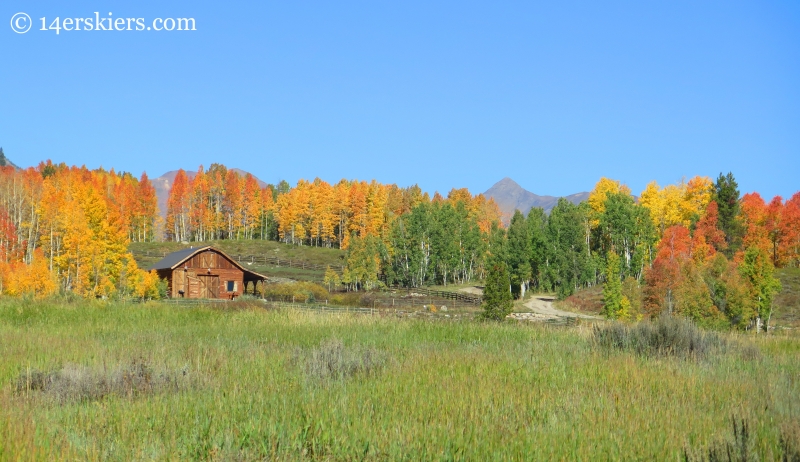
[149,245,268,280]
[149,246,212,270]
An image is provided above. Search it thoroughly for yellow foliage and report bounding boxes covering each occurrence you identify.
[587,178,632,226]
[122,257,162,299]
[1,250,57,299]
[617,296,631,321]
[639,176,713,236]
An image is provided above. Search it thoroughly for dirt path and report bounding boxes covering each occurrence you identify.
[510,296,602,322]
[458,286,484,296]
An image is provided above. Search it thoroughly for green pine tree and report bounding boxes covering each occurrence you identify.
[480,262,513,321]
[713,172,743,255]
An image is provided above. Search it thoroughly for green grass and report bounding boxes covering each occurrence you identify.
[129,240,346,282]
[1,299,798,460]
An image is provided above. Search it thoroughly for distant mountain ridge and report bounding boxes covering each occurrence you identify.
[153,168,267,219]
[484,177,589,220]
[0,148,20,169]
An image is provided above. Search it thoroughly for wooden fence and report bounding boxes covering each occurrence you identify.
[386,286,483,305]
[132,297,377,315]
[262,301,378,315]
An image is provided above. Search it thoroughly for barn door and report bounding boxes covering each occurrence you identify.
[198,276,209,298]
[174,270,186,297]
[198,275,220,298]
[209,276,219,298]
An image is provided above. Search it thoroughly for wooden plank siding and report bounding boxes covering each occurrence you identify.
[163,249,246,300]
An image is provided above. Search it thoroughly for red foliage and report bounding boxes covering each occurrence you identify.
[692,200,726,262]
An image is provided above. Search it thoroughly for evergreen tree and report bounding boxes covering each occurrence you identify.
[480,261,513,321]
[713,172,743,255]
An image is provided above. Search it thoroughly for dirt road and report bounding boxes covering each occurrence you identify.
[509,296,602,322]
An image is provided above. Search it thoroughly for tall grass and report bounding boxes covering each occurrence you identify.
[0,298,798,460]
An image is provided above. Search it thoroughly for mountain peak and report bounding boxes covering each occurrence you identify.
[493,177,521,188]
[484,177,589,221]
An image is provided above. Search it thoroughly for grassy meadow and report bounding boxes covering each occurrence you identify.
[1,299,799,460]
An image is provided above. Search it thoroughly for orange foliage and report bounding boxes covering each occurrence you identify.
[692,201,726,263]
[0,249,57,298]
[164,165,502,250]
[740,192,771,256]
[0,162,160,298]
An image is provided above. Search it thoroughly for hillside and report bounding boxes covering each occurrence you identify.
[484,177,589,220]
[775,268,800,328]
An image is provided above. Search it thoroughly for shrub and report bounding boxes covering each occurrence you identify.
[15,359,191,404]
[329,292,362,306]
[594,315,725,359]
[261,282,330,303]
[294,338,386,383]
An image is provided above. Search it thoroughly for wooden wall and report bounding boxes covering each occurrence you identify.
[164,250,246,299]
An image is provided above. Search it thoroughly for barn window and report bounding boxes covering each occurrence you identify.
[226,281,237,292]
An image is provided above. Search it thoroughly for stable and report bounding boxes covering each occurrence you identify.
[150,246,268,299]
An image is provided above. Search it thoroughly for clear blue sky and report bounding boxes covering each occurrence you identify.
[2,1,798,199]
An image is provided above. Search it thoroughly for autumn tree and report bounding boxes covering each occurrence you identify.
[692,200,727,264]
[643,225,692,316]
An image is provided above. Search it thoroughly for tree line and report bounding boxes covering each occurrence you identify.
[478,174,797,330]
[164,164,502,251]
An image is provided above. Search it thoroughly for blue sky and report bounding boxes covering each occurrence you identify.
[2,1,798,199]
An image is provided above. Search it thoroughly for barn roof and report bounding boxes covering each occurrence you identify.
[149,246,268,281]
[150,246,208,270]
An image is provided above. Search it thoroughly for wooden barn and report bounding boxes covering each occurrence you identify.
[150,246,268,299]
